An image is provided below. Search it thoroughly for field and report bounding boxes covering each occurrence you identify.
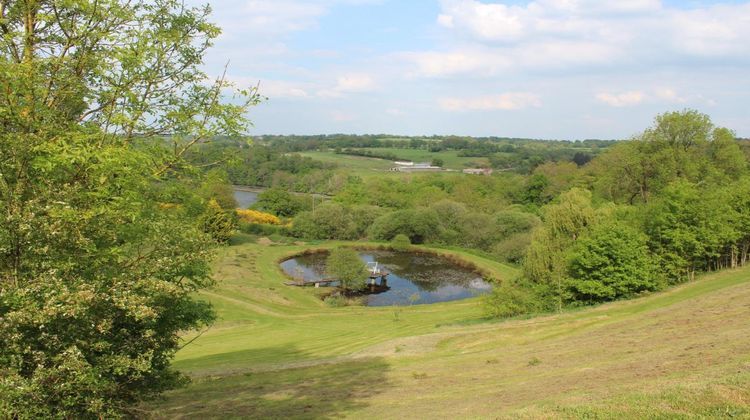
[298,149,490,178]
[145,240,750,418]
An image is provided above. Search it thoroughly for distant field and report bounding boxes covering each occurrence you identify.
[298,151,393,177]
[371,148,490,169]
[299,149,490,176]
[146,240,750,418]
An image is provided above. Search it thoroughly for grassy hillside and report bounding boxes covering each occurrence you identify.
[146,241,750,418]
[298,149,490,177]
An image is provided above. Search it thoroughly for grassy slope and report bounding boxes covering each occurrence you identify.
[147,242,750,418]
[298,150,489,177]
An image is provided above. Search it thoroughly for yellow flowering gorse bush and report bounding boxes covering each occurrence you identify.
[236,209,281,225]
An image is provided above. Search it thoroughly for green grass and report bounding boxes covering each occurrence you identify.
[298,149,490,178]
[145,241,750,418]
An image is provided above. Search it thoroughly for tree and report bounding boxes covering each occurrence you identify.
[523,189,598,310]
[590,110,746,204]
[291,203,357,240]
[431,158,444,167]
[326,248,369,292]
[201,199,237,243]
[643,181,738,282]
[368,208,441,244]
[391,234,412,251]
[200,169,238,210]
[0,0,257,416]
[255,188,306,216]
[567,222,661,303]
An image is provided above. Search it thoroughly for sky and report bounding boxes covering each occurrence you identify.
[187,0,750,139]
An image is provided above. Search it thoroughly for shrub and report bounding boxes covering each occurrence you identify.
[200,199,237,243]
[483,280,542,318]
[239,222,289,237]
[236,209,281,225]
[492,232,533,264]
[567,222,662,303]
[326,247,369,291]
[368,208,441,244]
[391,234,412,251]
[254,188,312,217]
[291,203,357,240]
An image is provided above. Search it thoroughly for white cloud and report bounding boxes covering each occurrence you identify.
[386,108,406,116]
[404,50,510,78]
[318,73,377,97]
[439,92,542,111]
[246,1,323,30]
[334,74,375,92]
[228,76,312,99]
[423,0,750,78]
[654,88,685,103]
[595,91,645,107]
[438,0,526,42]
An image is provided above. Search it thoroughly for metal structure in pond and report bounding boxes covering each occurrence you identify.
[285,260,390,292]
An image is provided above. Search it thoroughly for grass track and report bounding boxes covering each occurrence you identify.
[146,241,750,418]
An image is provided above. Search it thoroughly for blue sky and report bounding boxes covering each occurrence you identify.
[189,0,750,139]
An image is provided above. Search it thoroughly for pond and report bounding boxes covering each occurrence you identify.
[280,250,492,306]
[233,188,259,208]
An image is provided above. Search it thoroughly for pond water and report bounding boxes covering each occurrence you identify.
[233,189,259,209]
[280,250,492,306]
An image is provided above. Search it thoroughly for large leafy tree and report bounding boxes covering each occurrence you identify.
[590,110,745,204]
[567,222,661,303]
[523,188,598,310]
[0,0,257,417]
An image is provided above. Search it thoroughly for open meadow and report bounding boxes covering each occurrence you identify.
[145,240,750,419]
[298,149,490,178]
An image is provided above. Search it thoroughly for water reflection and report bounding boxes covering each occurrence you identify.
[280,250,492,306]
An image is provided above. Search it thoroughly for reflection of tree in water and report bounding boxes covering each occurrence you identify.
[370,251,484,292]
[293,252,330,277]
[283,250,489,300]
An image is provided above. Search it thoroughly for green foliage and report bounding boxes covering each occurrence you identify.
[567,222,662,302]
[483,279,541,318]
[522,174,552,208]
[326,248,369,291]
[188,143,337,194]
[590,109,746,203]
[291,203,357,240]
[201,200,237,243]
[254,188,310,216]
[523,189,598,309]
[368,208,441,244]
[391,234,412,251]
[644,181,739,283]
[0,0,256,416]
[199,170,238,210]
[492,232,533,264]
[431,158,444,167]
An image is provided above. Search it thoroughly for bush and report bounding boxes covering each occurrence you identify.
[483,280,542,318]
[239,222,289,237]
[254,188,309,216]
[326,247,369,291]
[236,209,281,225]
[492,232,533,264]
[391,234,411,251]
[291,203,357,240]
[368,208,441,244]
[567,222,662,303]
[200,199,237,243]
